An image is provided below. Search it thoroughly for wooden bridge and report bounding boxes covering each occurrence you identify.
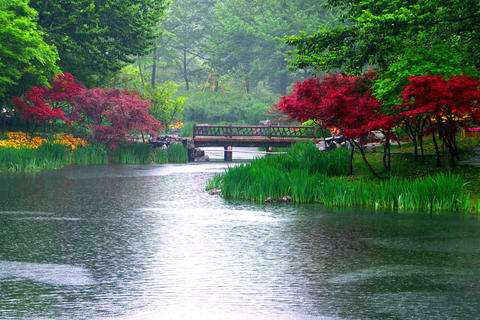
[192,124,318,161]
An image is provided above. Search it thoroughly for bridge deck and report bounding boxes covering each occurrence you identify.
[193,136,315,147]
[192,125,318,148]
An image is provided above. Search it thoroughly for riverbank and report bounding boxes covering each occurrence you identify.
[0,132,188,174]
[208,139,480,213]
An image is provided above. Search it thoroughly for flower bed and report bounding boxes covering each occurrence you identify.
[0,132,88,150]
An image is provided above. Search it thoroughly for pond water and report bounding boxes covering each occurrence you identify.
[0,156,479,319]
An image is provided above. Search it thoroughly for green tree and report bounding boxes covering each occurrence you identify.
[155,0,215,90]
[207,0,333,94]
[113,64,186,131]
[287,0,480,100]
[0,0,58,102]
[147,82,186,130]
[30,0,170,86]
[288,0,480,74]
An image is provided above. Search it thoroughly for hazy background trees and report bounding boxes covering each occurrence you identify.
[4,0,480,132]
[129,0,334,127]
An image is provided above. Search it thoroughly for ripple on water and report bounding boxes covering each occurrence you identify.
[12,217,81,222]
[328,265,477,285]
[0,261,95,286]
[364,237,480,254]
[0,211,54,216]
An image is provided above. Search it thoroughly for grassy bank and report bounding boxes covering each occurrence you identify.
[0,142,188,174]
[209,141,480,214]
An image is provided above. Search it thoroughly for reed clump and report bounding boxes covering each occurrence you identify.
[0,141,188,174]
[214,142,478,213]
[110,143,187,165]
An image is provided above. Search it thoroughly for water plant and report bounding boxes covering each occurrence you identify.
[110,143,187,165]
[166,143,188,163]
[213,143,479,213]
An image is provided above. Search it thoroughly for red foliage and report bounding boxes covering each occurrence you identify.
[401,75,480,125]
[47,73,85,102]
[13,73,162,147]
[277,73,397,139]
[72,88,162,147]
[12,73,84,124]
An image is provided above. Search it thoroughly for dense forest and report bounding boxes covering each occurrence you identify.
[1,0,336,131]
[2,0,480,131]
[119,0,336,126]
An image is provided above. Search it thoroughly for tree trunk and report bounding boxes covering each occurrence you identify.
[137,58,146,89]
[383,134,391,172]
[244,79,250,94]
[453,129,460,160]
[354,141,382,179]
[405,123,418,161]
[383,139,387,171]
[182,48,190,91]
[151,46,158,88]
[418,118,426,161]
[387,140,391,172]
[429,119,441,167]
[348,140,355,176]
[446,137,456,168]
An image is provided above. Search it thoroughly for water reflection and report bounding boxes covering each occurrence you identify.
[0,162,479,319]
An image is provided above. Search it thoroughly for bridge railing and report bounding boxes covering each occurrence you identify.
[193,124,317,139]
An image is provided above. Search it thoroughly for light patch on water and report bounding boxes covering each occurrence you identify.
[0,210,54,216]
[136,207,281,223]
[111,306,340,320]
[0,260,95,286]
[63,162,232,179]
[329,265,475,285]
[365,237,480,254]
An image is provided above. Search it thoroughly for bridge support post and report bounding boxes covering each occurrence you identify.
[224,146,233,162]
[265,146,273,156]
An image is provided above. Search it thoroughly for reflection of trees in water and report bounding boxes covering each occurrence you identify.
[2,170,480,318]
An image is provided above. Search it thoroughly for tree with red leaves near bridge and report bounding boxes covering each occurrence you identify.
[400,75,480,167]
[12,73,84,132]
[13,73,162,148]
[277,72,397,177]
[71,88,162,147]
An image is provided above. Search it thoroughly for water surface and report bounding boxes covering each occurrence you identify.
[0,159,479,319]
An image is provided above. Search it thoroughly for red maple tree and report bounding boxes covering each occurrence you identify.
[72,88,162,147]
[278,73,396,176]
[12,73,84,132]
[13,73,162,148]
[400,75,480,166]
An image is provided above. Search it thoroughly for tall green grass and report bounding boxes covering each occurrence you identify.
[110,143,187,165]
[0,143,71,173]
[111,143,153,164]
[0,142,188,174]
[73,144,108,165]
[214,142,478,213]
[166,143,188,163]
